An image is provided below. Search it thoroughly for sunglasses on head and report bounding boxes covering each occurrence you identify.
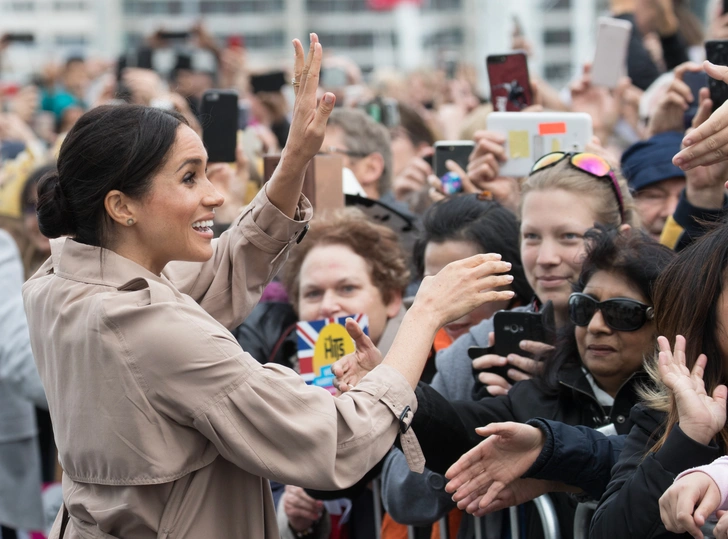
[568,292,654,332]
[530,152,625,222]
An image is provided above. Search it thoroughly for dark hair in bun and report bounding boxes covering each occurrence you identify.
[36,104,187,247]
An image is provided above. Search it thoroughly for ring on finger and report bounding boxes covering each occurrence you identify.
[291,77,301,87]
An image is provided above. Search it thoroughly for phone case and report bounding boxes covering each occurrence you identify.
[591,17,633,89]
[493,311,545,357]
[487,52,532,112]
[706,41,728,112]
[433,140,475,178]
[486,112,593,178]
[200,90,238,163]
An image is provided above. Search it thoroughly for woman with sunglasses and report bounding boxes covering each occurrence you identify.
[461,150,640,398]
[335,227,672,538]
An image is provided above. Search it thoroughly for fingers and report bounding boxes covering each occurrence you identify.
[705,60,728,86]
[477,372,512,394]
[298,34,318,95]
[506,367,532,383]
[472,354,506,371]
[345,318,372,351]
[292,39,305,96]
[518,340,555,356]
[692,88,714,129]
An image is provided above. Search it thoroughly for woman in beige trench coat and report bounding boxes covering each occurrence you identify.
[21,36,516,538]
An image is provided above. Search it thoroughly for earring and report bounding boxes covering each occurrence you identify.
[127,218,134,225]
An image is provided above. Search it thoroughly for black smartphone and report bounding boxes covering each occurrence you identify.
[705,41,728,112]
[200,90,239,163]
[683,71,708,128]
[467,346,522,385]
[157,30,190,41]
[487,52,532,112]
[250,71,287,94]
[433,140,475,177]
[3,33,34,44]
[723,0,728,14]
[493,310,546,357]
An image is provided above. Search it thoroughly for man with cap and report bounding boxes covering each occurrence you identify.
[621,131,685,241]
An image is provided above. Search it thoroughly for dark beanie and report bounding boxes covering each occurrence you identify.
[621,131,685,192]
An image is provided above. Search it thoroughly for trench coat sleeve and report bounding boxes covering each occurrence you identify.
[109,298,417,491]
[0,230,47,409]
[162,186,312,329]
[589,405,722,539]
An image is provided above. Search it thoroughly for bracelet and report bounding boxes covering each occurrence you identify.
[288,523,315,538]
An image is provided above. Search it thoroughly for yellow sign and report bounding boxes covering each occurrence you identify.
[312,323,356,377]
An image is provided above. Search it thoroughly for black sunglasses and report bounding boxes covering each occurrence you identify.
[568,293,654,332]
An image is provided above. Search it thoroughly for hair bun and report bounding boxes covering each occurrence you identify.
[36,171,76,238]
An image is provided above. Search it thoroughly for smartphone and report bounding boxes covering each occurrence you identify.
[493,310,547,357]
[157,30,190,41]
[433,140,475,177]
[486,111,593,177]
[2,33,34,44]
[591,17,632,89]
[250,71,287,94]
[706,41,728,111]
[683,71,709,128]
[487,52,532,112]
[321,67,349,88]
[724,0,728,14]
[200,90,239,163]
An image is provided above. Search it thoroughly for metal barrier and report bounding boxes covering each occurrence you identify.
[573,501,597,539]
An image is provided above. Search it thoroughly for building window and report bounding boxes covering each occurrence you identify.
[200,0,284,13]
[55,34,88,46]
[544,63,571,81]
[240,30,286,49]
[543,29,571,45]
[53,1,89,10]
[306,0,368,13]
[10,1,34,11]
[424,28,463,48]
[422,0,461,10]
[123,1,182,14]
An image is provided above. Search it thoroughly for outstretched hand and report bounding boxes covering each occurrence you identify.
[657,335,728,445]
[332,318,383,393]
[660,470,721,538]
[674,61,728,170]
[444,422,545,514]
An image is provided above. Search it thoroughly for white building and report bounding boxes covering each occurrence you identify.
[0,0,612,90]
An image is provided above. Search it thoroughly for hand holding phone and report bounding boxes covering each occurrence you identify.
[591,17,632,89]
[433,140,475,195]
[487,52,532,112]
[705,41,728,111]
[201,89,239,163]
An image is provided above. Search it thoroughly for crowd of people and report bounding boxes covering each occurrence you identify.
[6,0,728,538]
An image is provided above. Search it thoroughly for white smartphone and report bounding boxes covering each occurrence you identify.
[591,17,633,89]
[486,112,593,178]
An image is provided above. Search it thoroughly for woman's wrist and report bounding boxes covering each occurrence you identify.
[405,302,442,338]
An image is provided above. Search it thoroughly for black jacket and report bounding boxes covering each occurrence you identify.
[523,403,724,539]
[590,405,723,539]
[409,365,646,539]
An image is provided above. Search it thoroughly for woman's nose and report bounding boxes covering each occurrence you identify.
[318,290,341,318]
[536,240,560,266]
[587,308,612,335]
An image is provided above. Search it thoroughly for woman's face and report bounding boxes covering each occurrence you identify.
[298,243,402,346]
[23,184,51,254]
[520,189,597,326]
[133,125,224,273]
[575,270,655,395]
[424,239,512,340]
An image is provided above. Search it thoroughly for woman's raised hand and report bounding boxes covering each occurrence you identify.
[444,422,545,514]
[657,335,728,445]
[412,254,515,330]
[284,34,336,167]
[331,318,383,393]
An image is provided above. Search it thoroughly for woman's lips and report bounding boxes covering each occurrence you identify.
[536,276,567,289]
[587,344,617,356]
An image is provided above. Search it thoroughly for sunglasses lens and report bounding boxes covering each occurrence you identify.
[600,299,647,331]
[532,152,565,173]
[571,153,611,177]
[569,294,596,327]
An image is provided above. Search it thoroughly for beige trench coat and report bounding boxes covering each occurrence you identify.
[22,188,418,538]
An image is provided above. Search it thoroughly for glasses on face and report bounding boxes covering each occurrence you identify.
[530,152,625,222]
[568,292,654,332]
[318,146,370,158]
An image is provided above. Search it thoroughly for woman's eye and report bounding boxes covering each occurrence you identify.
[183,172,196,184]
[303,290,322,300]
[340,285,357,294]
[522,233,540,241]
[562,233,581,241]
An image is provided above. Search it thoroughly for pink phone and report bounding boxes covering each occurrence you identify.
[487,52,532,112]
[591,17,633,89]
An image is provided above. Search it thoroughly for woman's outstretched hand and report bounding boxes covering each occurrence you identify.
[660,470,721,538]
[657,335,728,445]
[444,422,545,515]
[332,318,383,393]
[674,61,728,170]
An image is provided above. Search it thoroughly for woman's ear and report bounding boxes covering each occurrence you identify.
[104,190,137,226]
[386,290,404,318]
[618,223,632,236]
